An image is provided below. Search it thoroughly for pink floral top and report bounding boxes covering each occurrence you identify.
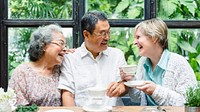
[9,63,61,106]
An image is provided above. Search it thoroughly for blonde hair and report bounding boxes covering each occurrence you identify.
[135,18,168,49]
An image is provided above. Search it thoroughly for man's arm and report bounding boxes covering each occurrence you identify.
[61,89,75,106]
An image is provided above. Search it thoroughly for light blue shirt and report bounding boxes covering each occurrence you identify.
[143,49,170,106]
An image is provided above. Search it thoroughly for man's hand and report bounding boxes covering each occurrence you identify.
[106,81,129,97]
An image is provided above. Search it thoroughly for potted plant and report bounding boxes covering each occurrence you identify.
[185,85,200,112]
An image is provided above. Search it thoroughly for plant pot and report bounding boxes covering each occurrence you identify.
[185,106,200,112]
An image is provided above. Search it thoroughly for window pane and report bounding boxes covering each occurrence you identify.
[8,0,72,19]
[168,29,200,80]
[157,1,200,20]
[109,28,200,78]
[8,27,73,79]
[109,27,140,64]
[86,0,144,19]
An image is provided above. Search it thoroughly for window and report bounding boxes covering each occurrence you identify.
[1,0,200,89]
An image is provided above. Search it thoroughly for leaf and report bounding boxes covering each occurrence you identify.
[127,7,141,19]
[196,58,200,66]
[177,40,197,53]
[114,0,130,13]
[180,0,197,16]
[159,0,177,17]
[168,30,178,52]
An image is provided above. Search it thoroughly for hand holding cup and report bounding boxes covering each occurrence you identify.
[120,65,137,81]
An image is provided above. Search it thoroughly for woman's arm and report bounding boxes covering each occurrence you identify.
[61,90,75,106]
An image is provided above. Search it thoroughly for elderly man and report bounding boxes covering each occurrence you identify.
[58,11,128,107]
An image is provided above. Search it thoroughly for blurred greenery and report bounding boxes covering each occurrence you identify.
[8,0,200,81]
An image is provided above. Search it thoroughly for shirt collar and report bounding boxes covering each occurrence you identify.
[144,49,170,70]
[80,42,108,58]
[157,49,170,70]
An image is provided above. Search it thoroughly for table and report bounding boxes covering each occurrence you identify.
[39,106,185,112]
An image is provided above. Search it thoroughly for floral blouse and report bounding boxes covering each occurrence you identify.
[9,63,61,106]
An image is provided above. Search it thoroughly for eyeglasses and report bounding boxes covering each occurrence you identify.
[51,41,66,49]
[92,31,110,37]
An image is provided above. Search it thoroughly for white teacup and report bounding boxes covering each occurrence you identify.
[120,65,137,76]
[88,86,107,98]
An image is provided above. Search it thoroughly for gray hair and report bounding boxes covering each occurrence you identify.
[135,18,168,49]
[28,24,63,61]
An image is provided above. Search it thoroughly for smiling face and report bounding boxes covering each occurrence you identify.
[83,20,110,57]
[44,31,66,65]
[134,27,158,57]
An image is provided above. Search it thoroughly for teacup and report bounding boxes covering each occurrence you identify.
[120,65,137,76]
[88,86,107,98]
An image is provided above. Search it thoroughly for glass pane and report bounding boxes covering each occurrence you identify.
[109,27,140,64]
[110,28,200,80]
[8,0,72,19]
[168,29,200,80]
[86,0,144,19]
[8,27,73,79]
[157,0,200,20]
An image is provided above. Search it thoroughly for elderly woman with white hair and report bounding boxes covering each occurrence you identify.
[9,24,73,106]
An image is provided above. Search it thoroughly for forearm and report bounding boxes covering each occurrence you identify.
[61,90,75,106]
[152,85,185,106]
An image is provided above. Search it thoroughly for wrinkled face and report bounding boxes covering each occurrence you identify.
[44,31,66,65]
[133,27,156,57]
[84,20,110,56]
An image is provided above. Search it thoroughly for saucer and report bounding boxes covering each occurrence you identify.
[82,105,112,112]
[124,80,145,87]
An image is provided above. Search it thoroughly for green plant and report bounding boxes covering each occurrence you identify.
[185,86,200,107]
[168,29,200,81]
[15,104,39,112]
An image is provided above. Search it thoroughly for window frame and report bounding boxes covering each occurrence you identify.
[1,0,200,90]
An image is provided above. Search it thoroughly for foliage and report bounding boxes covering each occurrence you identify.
[16,104,38,112]
[8,0,200,81]
[109,28,140,64]
[9,0,72,19]
[8,28,34,78]
[87,0,144,19]
[185,85,200,107]
[168,29,200,81]
[158,0,198,20]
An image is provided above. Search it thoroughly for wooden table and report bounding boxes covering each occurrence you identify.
[39,106,185,112]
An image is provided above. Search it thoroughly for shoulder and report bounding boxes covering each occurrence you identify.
[168,52,189,66]
[13,63,29,72]
[167,52,194,74]
[11,62,33,77]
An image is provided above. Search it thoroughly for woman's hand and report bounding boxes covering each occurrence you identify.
[135,81,156,95]
[65,48,76,54]
[119,68,134,81]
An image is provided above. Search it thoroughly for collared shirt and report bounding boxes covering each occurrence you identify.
[58,43,126,106]
[143,49,170,106]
